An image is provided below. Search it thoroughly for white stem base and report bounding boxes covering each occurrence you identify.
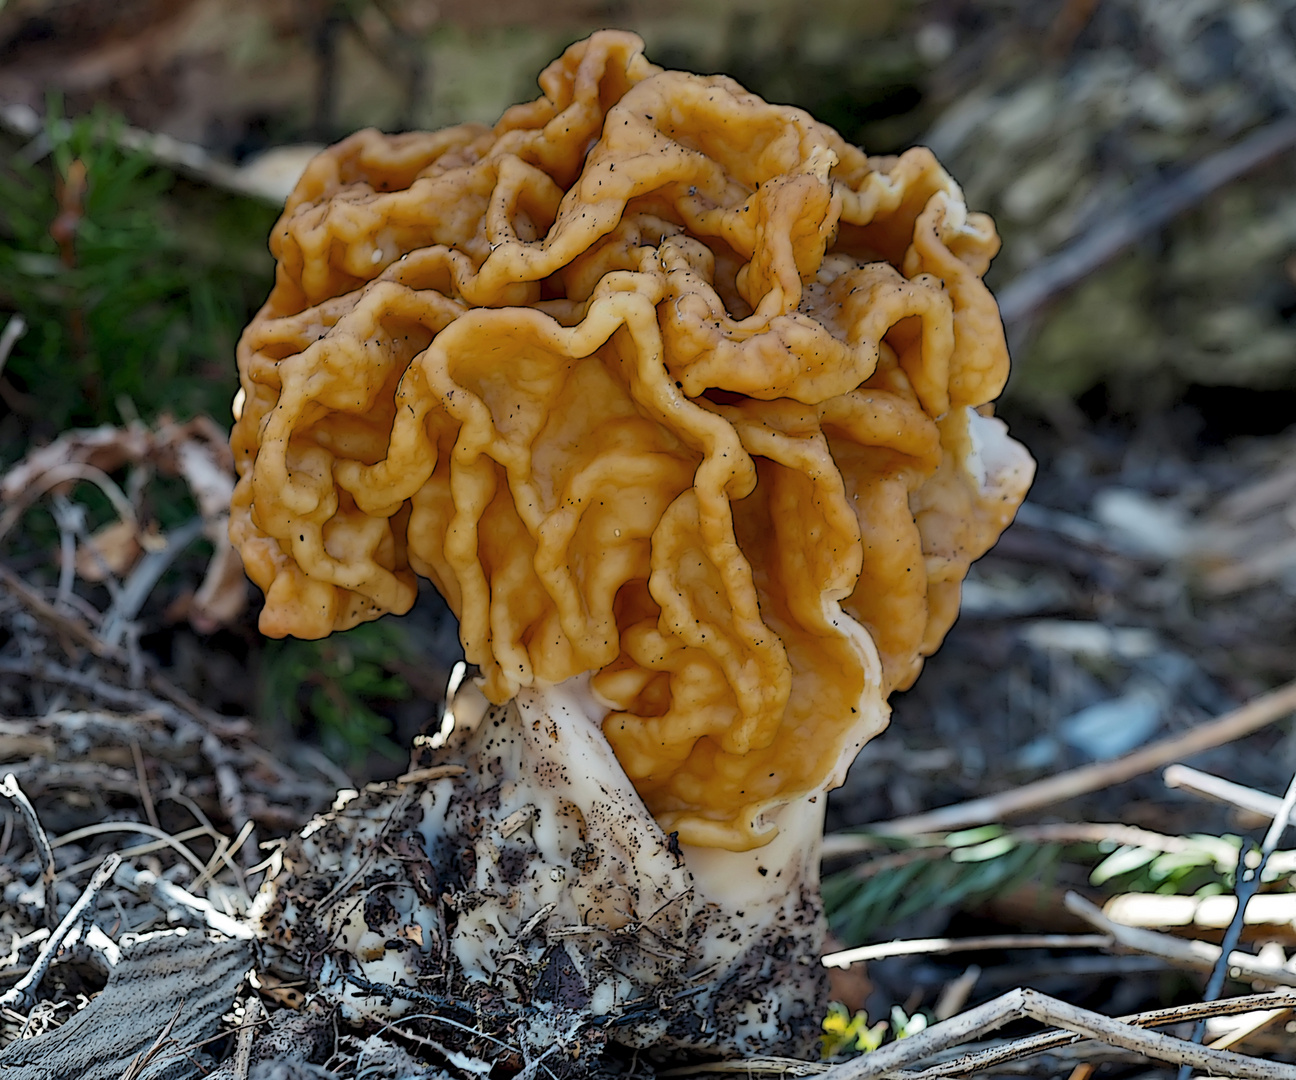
[255,678,827,1063]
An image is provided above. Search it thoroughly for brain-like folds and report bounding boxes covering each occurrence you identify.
[231,31,1032,850]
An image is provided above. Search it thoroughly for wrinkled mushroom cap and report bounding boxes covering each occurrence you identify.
[231,31,1033,851]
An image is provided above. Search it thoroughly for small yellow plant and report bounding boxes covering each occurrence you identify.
[821,1002,930,1058]
[820,1002,888,1058]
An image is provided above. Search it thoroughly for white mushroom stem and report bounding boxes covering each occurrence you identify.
[469,673,830,1046]
[680,798,826,932]
[450,668,830,902]
[520,675,828,951]
[260,672,828,1058]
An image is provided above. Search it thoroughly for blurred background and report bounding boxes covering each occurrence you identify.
[4,0,1296,1030]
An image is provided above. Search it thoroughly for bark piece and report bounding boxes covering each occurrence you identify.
[0,932,252,1080]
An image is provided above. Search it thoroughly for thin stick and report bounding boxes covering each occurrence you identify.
[1209,1008,1291,1051]
[1025,992,1296,1080]
[934,965,981,1023]
[996,116,1296,328]
[395,764,468,784]
[0,314,26,377]
[821,985,1296,1080]
[867,679,1296,836]
[658,1057,827,1076]
[51,821,210,878]
[0,461,136,544]
[1064,892,1296,986]
[190,819,253,895]
[824,820,1204,860]
[0,853,120,1011]
[194,726,258,869]
[56,825,213,878]
[99,517,206,648]
[233,995,260,1080]
[118,999,186,1080]
[822,935,1112,968]
[1177,766,1296,1079]
[0,563,252,741]
[50,495,80,615]
[113,864,254,940]
[1102,890,1296,932]
[908,991,1296,1079]
[1165,764,1296,826]
[0,656,199,734]
[827,992,1027,1080]
[1013,822,1206,852]
[0,101,286,205]
[0,774,58,930]
[0,561,127,663]
[130,740,160,831]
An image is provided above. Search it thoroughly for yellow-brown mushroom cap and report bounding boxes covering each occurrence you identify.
[230,30,1033,851]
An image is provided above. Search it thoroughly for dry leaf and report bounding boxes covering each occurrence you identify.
[189,537,247,632]
[252,970,306,1010]
[74,518,141,581]
[2,415,248,628]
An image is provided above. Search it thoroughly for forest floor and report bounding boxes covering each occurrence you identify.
[3,2,1296,1075]
[2,337,1296,1078]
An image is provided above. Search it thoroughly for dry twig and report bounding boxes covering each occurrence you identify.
[1103,891,1296,935]
[118,999,186,1080]
[0,775,57,930]
[0,101,291,205]
[232,994,260,1080]
[1166,764,1296,827]
[51,821,211,880]
[1210,1007,1293,1052]
[996,116,1296,329]
[395,764,468,784]
[822,935,1112,968]
[113,865,254,941]
[1065,892,1296,986]
[896,990,1296,1079]
[1176,767,1296,1078]
[824,820,1206,861]
[819,986,1296,1079]
[0,853,120,1012]
[0,315,25,377]
[864,679,1296,836]
[660,1059,828,1076]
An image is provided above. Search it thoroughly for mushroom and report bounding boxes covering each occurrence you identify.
[234,31,1033,1064]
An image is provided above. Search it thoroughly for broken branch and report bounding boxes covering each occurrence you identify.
[1065,891,1296,986]
[0,852,120,1012]
[0,774,57,930]
[866,678,1296,837]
